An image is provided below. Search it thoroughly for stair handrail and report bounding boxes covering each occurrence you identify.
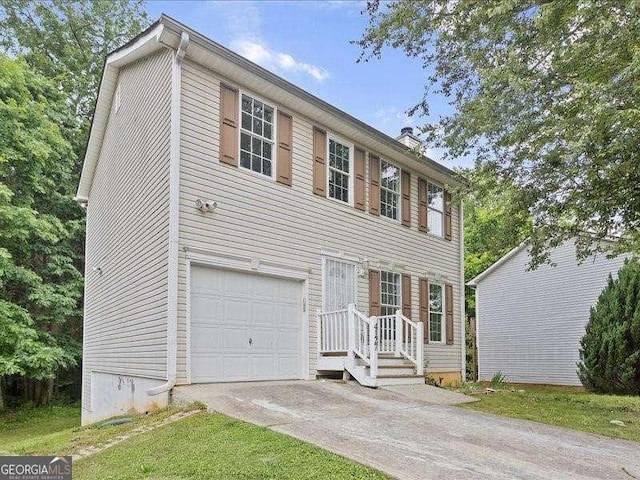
[347,304,378,381]
[395,310,424,375]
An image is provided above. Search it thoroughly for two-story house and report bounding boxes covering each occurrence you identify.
[76,15,465,424]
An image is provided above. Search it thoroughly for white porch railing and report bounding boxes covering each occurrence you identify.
[396,309,425,375]
[318,304,424,383]
[318,309,349,352]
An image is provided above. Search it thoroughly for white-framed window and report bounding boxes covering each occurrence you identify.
[427,181,444,237]
[327,136,353,204]
[429,282,444,342]
[380,271,401,317]
[322,257,358,311]
[239,92,275,178]
[380,160,400,221]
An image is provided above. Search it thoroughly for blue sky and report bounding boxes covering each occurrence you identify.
[146,1,469,168]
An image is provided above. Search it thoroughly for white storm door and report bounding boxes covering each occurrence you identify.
[322,258,358,311]
[190,266,303,383]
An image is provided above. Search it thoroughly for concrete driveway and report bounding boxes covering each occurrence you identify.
[173,381,640,480]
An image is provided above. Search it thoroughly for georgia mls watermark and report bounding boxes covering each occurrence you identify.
[0,456,71,480]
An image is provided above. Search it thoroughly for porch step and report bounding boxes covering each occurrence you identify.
[377,365,416,376]
[375,374,425,386]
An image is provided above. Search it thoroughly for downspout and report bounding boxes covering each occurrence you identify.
[147,31,190,397]
[459,201,466,379]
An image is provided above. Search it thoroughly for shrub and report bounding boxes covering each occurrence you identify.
[578,259,640,394]
[489,371,507,389]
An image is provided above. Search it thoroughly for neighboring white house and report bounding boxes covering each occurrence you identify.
[76,15,466,424]
[468,240,627,386]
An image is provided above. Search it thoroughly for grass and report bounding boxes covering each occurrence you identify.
[0,403,80,455]
[457,383,640,443]
[74,412,386,480]
[0,404,387,479]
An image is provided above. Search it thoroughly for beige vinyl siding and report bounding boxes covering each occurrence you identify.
[176,60,462,381]
[82,50,172,413]
[476,241,627,386]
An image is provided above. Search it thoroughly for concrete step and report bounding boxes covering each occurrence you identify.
[375,374,425,386]
[376,365,416,376]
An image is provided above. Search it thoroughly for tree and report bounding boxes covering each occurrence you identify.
[578,259,640,394]
[0,0,149,403]
[463,165,531,294]
[0,56,81,407]
[0,0,149,158]
[357,1,640,266]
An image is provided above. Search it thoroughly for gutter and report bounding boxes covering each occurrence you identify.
[147,31,190,397]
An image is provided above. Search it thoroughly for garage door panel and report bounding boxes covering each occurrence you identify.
[277,357,300,376]
[276,330,299,352]
[190,266,303,383]
[279,281,301,300]
[226,300,251,325]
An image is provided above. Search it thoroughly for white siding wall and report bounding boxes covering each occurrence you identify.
[476,241,627,386]
[176,60,463,382]
[82,50,172,419]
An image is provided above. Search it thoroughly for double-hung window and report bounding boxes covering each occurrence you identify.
[328,137,352,204]
[240,93,275,177]
[429,283,444,342]
[380,271,401,316]
[380,160,400,220]
[427,182,444,237]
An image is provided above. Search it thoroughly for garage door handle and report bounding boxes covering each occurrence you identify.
[248,338,253,346]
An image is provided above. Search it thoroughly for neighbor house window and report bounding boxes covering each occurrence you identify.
[380,271,401,317]
[380,160,400,220]
[429,283,444,342]
[240,93,275,177]
[328,137,352,204]
[427,182,444,237]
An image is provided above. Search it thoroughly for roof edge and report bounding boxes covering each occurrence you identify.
[467,241,529,286]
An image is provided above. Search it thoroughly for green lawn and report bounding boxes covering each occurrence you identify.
[459,384,640,443]
[0,405,386,479]
[0,403,80,455]
[74,412,386,480]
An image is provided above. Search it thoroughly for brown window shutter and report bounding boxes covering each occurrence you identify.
[445,283,454,345]
[354,147,366,211]
[401,170,411,227]
[313,127,326,196]
[220,83,239,167]
[369,270,381,316]
[419,277,429,342]
[276,111,293,186]
[369,154,380,215]
[418,179,428,232]
[402,274,412,318]
[444,190,453,240]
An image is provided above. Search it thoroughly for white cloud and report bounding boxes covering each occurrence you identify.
[373,106,415,127]
[232,39,330,82]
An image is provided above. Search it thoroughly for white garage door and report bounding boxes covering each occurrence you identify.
[190,266,304,383]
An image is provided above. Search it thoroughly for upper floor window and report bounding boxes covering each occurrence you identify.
[380,160,400,220]
[380,271,401,317]
[428,182,444,237]
[328,137,352,204]
[429,282,444,342]
[240,93,275,177]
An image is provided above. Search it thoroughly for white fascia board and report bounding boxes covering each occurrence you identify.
[467,241,529,287]
[76,23,167,201]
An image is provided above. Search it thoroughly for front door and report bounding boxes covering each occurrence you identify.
[323,258,358,311]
